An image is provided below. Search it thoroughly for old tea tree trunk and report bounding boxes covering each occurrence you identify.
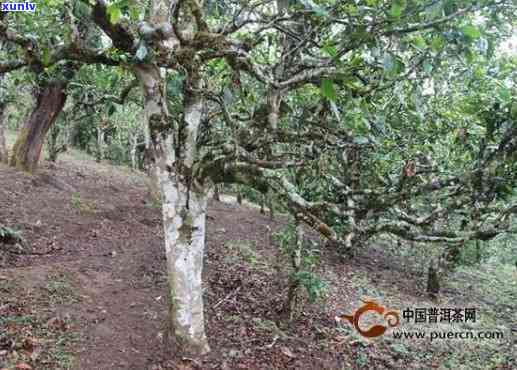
[130,0,209,355]
[0,96,7,164]
[134,63,210,355]
[10,80,66,172]
[0,72,8,164]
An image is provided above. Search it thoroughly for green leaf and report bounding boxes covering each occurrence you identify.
[321,79,337,101]
[473,66,484,79]
[412,35,426,50]
[461,24,481,40]
[423,61,433,74]
[350,55,363,67]
[498,87,511,103]
[322,44,337,58]
[389,0,406,18]
[464,48,475,64]
[41,48,51,66]
[313,5,329,17]
[107,4,122,24]
[383,53,403,76]
[129,6,140,21]
[431,35,445,52]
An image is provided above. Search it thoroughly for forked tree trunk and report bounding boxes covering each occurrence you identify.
[0,101,7,164]
[134,64,210,356]
[10,81,66,172]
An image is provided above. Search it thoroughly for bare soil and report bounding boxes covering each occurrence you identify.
[1,155,515,370]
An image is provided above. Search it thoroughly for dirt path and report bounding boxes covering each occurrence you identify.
[1,158,302,369]
[1,157,515,370]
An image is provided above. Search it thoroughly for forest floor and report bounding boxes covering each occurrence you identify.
[0,140,516,369]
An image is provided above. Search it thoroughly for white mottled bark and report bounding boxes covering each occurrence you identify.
[0,100,7,164]
[0,57,7,164]
[96,126,104,163]
[130,133,138,170]
[159,171,210,354]
[134,64,210,355]
[286,218,304,321]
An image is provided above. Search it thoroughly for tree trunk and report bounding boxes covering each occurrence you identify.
[160,176,210,355]
[426,248,449,298]
[426,262,440,297]
[134,64,210,356]
[236,188,243,205]
[10,81,66,172]
[130,133,138,171]
[268,191,275,221]
[285,219,304,322]
[213,184,220,201]
[95,126,105,163]
[475,240,481,263]
[0,100,7,164]
[47,123,61,162]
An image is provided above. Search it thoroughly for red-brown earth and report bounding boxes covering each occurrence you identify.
[1,154,515,369]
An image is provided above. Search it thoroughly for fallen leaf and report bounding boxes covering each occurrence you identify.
[15,363,32,370]
[30,347,43,362]
[46,317,67,331]
[22,336,40,351]
[280,346,296,358]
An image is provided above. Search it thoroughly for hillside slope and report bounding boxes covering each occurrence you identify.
[0,154,515,370]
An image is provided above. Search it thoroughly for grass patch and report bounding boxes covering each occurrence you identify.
[43,271,81,306]
[70,193,97,214]
[0,278,79,369]
[223,240,270,271]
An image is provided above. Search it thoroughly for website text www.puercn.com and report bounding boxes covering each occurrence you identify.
[392,329,504,342]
